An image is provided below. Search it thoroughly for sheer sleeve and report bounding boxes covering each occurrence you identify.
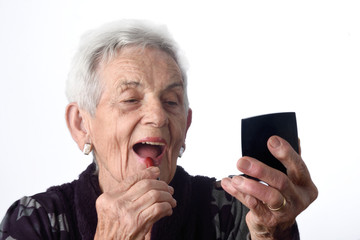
[0,195,71,240]
[211,183,250,240]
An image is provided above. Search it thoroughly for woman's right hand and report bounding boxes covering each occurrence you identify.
[94,167,177,240]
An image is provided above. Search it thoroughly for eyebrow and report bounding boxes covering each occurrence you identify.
[119,80,141,88]
[165,81,184,91]
[115,80,141,92]
[116,80,183,92]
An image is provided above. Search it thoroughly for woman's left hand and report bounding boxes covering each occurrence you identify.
[221,136,318,240]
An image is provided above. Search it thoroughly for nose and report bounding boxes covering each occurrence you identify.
[142,99,168,128]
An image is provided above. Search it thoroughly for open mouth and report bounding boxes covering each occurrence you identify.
[133,141,166,162]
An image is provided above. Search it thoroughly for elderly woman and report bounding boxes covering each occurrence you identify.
[0,20,317,240]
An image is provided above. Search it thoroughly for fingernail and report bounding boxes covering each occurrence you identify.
[232,176,244,185]
[220,178,230,187]
[172,198,177,207]
[168,186,174,194]
[150,167,160,174]
[238,158,251,171]
[269,136,281,148]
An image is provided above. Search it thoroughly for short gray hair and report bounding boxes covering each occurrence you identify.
[66,19,189,116]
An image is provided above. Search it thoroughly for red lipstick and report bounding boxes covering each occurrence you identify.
[144,156,160,180]
[145,157,154,168]
[133,137,167,166]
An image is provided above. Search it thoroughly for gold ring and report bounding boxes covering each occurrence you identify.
[267,197,287,211]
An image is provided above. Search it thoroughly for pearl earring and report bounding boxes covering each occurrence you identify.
[179,146,185,158]
[83,143,93,155]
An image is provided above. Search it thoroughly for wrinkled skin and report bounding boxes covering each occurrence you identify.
[94,167,176,239]
[66,46,191,239]
[67,45,317,239]
[221,136,318,239]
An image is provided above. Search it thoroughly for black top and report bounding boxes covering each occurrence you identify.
[0,163,251,239]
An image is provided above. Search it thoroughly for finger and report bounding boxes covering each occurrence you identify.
[131,179,174,198]
[134,188,177,214]
[115,178,175,215]
[230,175,286,212]
[96,179,176,234]
[112,167,161,193]
[267,136,311,184]
[111,179,174,212]
[99,170,168,212]
[118,201,175,239]
[268,136,318,205]
[137,201,175,230]
[130,180,176,206]
[236,156,289,193]
[129,183,176,234]
[221,177,259,210]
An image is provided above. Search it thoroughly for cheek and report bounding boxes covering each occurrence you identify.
[93,130,121,166]
[95,114,142,163]
[173,116,187,144]
[90,117,124,162]
[166,117,187,165]
[167,123,185,160]
[92,109,136,153]
[91,117,117,148]
[172,113,188,149]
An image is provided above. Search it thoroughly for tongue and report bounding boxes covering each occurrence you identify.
[136,144,160,159]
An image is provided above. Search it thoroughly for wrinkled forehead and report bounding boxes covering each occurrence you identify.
[98,46,183,89]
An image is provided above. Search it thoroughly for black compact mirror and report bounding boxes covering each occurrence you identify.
[241,112,299,175]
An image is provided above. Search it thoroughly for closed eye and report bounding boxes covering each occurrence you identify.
[123,99,139,103]
[164,101,178,106]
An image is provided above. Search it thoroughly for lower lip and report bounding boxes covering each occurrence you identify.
[133,152,163,167]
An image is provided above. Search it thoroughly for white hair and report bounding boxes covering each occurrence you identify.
[66,19,189,116]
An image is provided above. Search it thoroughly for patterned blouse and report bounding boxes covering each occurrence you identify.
[1,163,289,240]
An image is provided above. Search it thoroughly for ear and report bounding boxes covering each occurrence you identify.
[65,103,90,152]
[185,108,192,137]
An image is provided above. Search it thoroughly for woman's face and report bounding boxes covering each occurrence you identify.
[85,46,190,191]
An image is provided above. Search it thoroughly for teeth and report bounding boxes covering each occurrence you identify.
[141,141,165,146]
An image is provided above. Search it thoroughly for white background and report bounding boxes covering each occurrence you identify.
[1,1,359,239]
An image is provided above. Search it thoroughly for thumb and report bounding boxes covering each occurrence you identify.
[115,167,160,192]
[267,136,310,183]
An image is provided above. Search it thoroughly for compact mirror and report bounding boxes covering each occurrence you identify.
[241,112,299,175]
